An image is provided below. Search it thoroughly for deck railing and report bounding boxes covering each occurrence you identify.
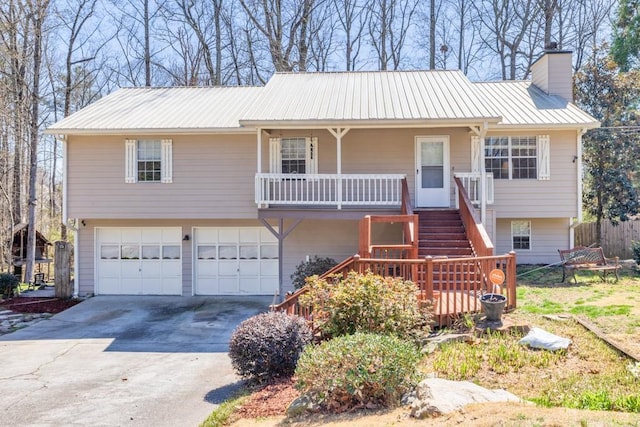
[454,173,494,205]
[272,252,517,327]
[255,173,405,208]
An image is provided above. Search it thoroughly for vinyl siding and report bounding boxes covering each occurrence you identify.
[495,217,571,264]
[67,134,258,219]
[77,218,400,296]
[489,130,578,218]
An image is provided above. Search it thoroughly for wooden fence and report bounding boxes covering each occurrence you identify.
[575,221,640,259]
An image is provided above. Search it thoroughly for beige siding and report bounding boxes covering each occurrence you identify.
[489,131,578,218]
[77,218,402,296]
[495,218,571,264]
[531,55,549,94]
[67,134,258,219]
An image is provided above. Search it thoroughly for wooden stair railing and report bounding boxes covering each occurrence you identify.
[454,176,493,257]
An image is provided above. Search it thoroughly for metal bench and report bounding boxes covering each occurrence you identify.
[558,246,621,284]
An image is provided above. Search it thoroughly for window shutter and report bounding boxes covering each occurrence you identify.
[537,135,550,180]
[161,139,173,183]
[471,135,481,173]
[125,139,136,183]
[306,137,318,174]
[269,137,281,173]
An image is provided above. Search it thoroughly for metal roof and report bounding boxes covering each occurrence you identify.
[473,81,599,129]
[240,70,501,125]
[46,71,599,134]
[46,86,263,134]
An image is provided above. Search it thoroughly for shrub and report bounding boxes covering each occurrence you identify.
[632,240,640,265]
[290,256,337,289]
[299,271,432,340]
[295,333,421,411]
[0,273,19,298]
[228,311,313,384]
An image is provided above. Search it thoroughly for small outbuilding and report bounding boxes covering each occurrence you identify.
[11,223,53,282]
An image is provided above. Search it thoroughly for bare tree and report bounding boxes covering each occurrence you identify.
[368,0,419,70]
[332,0,369,71]
[239,0,319,72]
[24,0,52,284]
[478,0,543,80]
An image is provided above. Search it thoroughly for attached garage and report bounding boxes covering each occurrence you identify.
[96,227,182,295]
[194,227,278,295]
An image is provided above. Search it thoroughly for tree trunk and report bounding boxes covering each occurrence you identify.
[24,1,49,284]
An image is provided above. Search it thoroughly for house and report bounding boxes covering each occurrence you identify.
[46,50,599,300]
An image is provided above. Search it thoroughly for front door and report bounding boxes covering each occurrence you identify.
[415,136,450,207]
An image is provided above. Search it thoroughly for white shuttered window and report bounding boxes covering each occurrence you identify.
[124,139,173,183]
[269,137,318,174]
[483,135,550,180]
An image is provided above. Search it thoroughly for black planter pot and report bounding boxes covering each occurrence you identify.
[480,293,507,322]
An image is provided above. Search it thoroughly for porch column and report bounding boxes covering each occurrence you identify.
[260,218,302,301]
[256,128,262,173]
[328,128,350,209]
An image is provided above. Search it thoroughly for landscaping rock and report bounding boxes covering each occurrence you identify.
[475,316,530,336]
[410,378,522,419]
[423,333,474,354]
[286,394,316,417]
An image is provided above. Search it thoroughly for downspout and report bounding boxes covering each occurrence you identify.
[570,129,587,247]
[58,134,79,298]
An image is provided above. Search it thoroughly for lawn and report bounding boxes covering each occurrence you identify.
[206,264,640,426]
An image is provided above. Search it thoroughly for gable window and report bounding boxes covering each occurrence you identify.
[483,135,549,180]
[269,137,318,174]
[125,139,172,183]
[511,220,531,250]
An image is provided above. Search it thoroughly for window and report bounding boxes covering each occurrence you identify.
[511,221,531,250]
[137,140,161,182]
[269,137,318,174]
[483,136,549,180]
[125,139,172,183]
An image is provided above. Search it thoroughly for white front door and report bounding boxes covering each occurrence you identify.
[415,136,450,207]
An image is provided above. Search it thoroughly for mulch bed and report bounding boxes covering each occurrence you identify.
[234,378,300,419]
[0,297,81,314]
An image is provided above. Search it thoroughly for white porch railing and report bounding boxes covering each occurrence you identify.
[255,173,405,208]
[454,173,494,206]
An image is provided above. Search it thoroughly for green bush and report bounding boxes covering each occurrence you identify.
[0,273,19,298]
[290,256,337,289]
[295,333,421,411]
[632,240,640,265]
[228,311,312,384]
[299,271,432,340]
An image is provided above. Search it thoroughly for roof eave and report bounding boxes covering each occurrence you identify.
[239,117,503,129]
[489,121,601,131]
[43,126,257,136]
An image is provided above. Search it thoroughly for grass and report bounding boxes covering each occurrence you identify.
[424,263,640,414]
[199,391,250,427]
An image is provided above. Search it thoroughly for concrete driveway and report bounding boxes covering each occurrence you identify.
[0,295,272,427]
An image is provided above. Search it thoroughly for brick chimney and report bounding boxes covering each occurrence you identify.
[531,50,573,102]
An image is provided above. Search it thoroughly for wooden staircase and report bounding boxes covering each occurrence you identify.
[417,209,474,258]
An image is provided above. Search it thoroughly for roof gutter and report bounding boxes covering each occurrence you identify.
[238,117,503,129]
[43,127,257,136]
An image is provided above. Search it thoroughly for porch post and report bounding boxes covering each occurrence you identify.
[260,217,302,301]
[328,128,350,209]
[257,128,262,173]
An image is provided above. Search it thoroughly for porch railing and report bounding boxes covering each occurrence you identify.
[272,252,517,327]
[454,173,494,206]
[255,173,405,208]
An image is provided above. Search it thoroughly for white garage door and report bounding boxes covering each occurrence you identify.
[194,227,278,295]
[96,227,182,295]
